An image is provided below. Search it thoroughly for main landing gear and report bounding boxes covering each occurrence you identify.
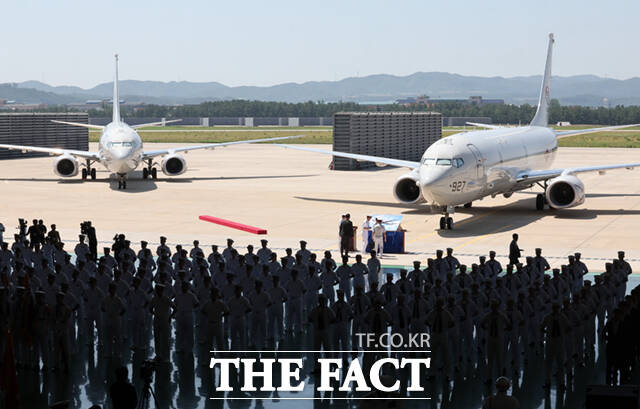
[536,181,548,210]
[117,174,127,190]
[81,160,97,180]
[437,206,455,230]
[142,159,158,180]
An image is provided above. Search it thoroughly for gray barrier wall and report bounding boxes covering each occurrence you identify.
[0,113,89,160]
[332,112,442,170]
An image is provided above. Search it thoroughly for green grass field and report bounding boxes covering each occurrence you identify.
[88,125,640,147]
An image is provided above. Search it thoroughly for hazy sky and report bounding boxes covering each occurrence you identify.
[1,0,638,88]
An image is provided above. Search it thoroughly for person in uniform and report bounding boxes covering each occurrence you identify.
[509,234,522,266]
[336,256,354,299]
[295,240,312,265]
[541,302,570,389]
[481,299,511,384]
[156,236,170,258]
[249,280,272,350]
[33,290,51,371]
[308,294,336,370]
[101,283,126,359]
[202,288,228,354]
[361,215,372,254]
[332,289,353,360]
[128,277,150,351]
[267,275,287,344]
[372,219,386,258]
[47,224,61,245]
[286,269,306,334]
[84,277,104,347]
[150,284,175,363]
[481,377,520,409]
[367,251,381,289]
[227,285,252,350]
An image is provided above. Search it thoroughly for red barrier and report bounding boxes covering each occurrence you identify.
[199,215,267,235]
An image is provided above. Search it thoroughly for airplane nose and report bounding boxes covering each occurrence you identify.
[419,167,449,188]
[111,148,130,160]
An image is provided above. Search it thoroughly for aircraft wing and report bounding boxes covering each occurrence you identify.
[516,162,640,184]
[0,143,100,160]
[555,123,640,138]
[50,120,105,130]
[141,134,306,158]
[466,122,503,129]
[274,144,420,169]
[131,119,183,129]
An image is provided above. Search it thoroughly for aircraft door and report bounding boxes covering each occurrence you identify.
[467,143,485,179]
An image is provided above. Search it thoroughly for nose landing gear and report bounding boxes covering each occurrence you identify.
[437,206,455,230]
[117,174,127,190]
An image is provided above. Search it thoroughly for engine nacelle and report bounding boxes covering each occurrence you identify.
[53,154,79,177]
[545,174,585,209]
[161,154,187,176]
[393,172,425,204]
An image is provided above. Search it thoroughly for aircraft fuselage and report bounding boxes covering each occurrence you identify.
[418,126,558,207]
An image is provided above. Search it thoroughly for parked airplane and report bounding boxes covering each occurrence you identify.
[276,34,640,229]
[0,55,302,189]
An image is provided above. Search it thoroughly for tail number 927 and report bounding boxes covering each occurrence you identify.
[450,181,466,192]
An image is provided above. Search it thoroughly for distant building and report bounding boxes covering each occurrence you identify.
[395,95,504,107]
[556,121,571,126]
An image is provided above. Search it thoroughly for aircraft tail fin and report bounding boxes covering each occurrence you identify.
[112,54,121,124]
[530,33,555,127]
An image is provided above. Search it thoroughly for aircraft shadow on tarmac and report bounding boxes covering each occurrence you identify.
[0,172,317,194]
[294,195,640,238]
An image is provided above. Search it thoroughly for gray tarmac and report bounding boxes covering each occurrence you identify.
[0,143,638,271]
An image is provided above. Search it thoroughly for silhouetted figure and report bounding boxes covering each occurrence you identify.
[482,377,520,409]
[109,366,137,409]
[509,234,522,266]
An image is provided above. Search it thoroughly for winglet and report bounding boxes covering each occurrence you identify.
[112,54,121,124]
[530,33,554,127]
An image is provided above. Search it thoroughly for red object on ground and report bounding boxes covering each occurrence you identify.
[199,215,267,235]
[0,330,20,409]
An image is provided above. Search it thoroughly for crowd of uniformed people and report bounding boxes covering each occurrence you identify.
[0,219,638,407]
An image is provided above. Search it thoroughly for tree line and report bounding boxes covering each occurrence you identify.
[21,99,640,125]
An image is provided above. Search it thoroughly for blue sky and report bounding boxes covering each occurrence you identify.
[1,0,638,88]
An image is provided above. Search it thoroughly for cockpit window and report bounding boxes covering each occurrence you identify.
[453,158,464,168]
[436,159,452,166]
[421,158,436,166]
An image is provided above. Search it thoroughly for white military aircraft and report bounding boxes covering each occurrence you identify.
[0,55,302,189]
[276,34,640,229]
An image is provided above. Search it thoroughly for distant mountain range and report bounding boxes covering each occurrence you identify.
[2,72,640,106]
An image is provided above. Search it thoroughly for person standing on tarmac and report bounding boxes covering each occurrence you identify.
[372,219,386,258]
[509,234,522,266]
[339,214,354,258]
[361,215,372,254]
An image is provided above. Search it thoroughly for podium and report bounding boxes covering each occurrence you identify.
[365,231,405,254]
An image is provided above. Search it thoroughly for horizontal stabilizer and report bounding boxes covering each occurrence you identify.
[556,123,640,138]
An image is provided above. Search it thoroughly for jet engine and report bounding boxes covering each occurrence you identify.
[545,174,585,209]
[393,172,425,204]
[161,154,187,176]
[53,154,79,177]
